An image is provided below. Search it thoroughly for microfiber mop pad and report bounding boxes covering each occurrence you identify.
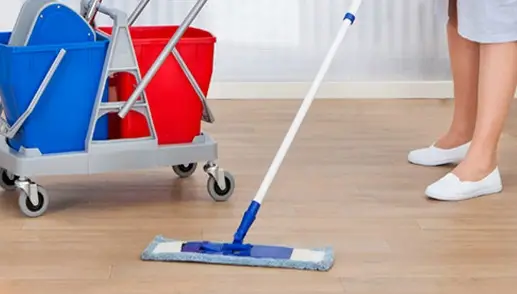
[141,235,334,271]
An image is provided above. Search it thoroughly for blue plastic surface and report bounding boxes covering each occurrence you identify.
[184,241,293,259]
[0,32,109,154]
[344,12,356,24]
[233,200,261,244]
[27,3,95,46]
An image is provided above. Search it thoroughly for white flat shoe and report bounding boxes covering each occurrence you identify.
[408,141,470,166]
[425,167,503,201]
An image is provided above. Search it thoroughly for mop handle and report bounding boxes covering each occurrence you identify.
[231,0,363,245]
[253,0,363,205]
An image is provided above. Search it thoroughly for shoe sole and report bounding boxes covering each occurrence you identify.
[425,186,503,201]
[408,158,464,167]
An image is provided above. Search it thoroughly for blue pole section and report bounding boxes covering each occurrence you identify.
[232,200,261,244]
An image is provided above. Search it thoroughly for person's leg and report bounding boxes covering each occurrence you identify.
[452,42,517,178]
[425,0,517,201]
[435,0,479,148]
[407,0,479,166]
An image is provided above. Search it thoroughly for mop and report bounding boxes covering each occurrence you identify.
[141,0,363,271]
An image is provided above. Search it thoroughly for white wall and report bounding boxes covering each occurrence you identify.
[0,0,454,98]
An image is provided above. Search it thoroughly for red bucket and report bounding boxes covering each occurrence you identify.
[100,26,216,145]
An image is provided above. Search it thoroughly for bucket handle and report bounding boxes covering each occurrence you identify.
[0,49,66,139]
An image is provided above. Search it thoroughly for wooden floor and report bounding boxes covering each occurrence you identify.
[2,99,517,294]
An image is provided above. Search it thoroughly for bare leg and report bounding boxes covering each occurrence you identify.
[406,0,480,166]
[452,41,517,180]
[435,0,480,149]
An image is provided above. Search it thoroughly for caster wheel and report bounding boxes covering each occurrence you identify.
[207,171,235,202]
[0,168,19,191]
[18,185,49,218]
[172,163,197,178]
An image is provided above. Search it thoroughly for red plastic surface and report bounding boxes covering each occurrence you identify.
[99,26,216,145]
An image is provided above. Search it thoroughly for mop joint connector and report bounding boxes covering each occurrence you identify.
[197,200,260,255]
[232,200,261,244]
[200,241,254,256]
[343,12,356,24]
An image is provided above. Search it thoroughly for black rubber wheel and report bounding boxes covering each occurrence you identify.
[0,168,18,191]
[172,163,197,178]
[25,193,44,211]
[207,171,235,202]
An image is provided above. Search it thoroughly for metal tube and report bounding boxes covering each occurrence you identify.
[118,0,209,118]
[172,50,205,101]
[128,0,213,122]
[128,0,151,25]
[172,49,214,122]
[83,0,103,23]
[5,49,67,139]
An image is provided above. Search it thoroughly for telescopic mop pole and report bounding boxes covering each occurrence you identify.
[231,0,363,245]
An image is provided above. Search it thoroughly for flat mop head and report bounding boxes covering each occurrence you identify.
[141,235,334,271]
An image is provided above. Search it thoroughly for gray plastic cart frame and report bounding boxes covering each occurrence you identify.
[0,0,235,217]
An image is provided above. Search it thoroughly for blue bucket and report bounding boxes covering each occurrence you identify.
[0,32,109,154]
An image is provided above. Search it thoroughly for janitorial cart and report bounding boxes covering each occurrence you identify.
[0,0,235,217]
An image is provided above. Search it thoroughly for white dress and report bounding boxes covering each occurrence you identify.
[437,0,517,43]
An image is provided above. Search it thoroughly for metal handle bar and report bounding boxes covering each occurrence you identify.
[118,0,209,118]
[81,0,102,23]
[84,0,214,122]
[128,0,151,25]
[124,0,214,123]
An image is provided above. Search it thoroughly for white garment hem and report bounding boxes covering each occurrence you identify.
[459,30,517,44]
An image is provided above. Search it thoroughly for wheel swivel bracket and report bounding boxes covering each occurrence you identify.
[15,178,39,206]
[204,162,226,190]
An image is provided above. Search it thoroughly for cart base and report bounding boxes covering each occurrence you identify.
[0,133,236,217]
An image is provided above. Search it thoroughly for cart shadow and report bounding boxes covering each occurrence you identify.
[0,176,210,216]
